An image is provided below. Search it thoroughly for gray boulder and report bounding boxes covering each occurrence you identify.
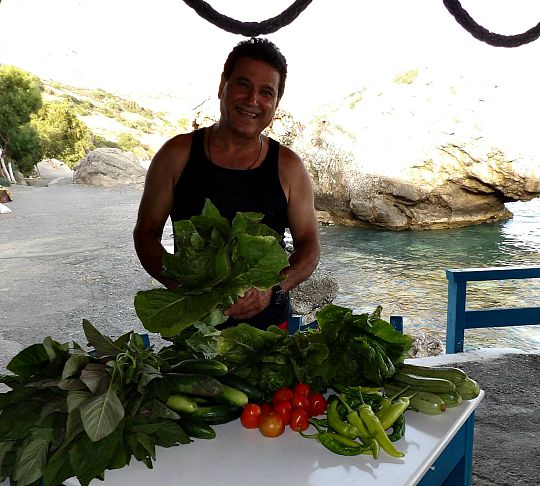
[73,148,146,187]
[290,268,339,324]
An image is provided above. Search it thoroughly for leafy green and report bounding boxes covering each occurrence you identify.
[163,303,413,397]
[0,320,194,486]
[134,199,289,337]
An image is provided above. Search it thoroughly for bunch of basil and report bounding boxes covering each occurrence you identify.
[134,199,289,337]
[0,321,190,486]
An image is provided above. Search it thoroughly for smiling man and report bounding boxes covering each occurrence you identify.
[133,37,320,330]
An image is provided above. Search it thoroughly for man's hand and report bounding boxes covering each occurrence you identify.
[223,288,272,320]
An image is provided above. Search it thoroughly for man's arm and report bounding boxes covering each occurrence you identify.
[279,146,321,292]
[133,134,190,289]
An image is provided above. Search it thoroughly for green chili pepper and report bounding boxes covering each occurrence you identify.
[375,398,392,419]
[379,397,410,430]
[329,432,363,448]
[300,422,372,456]
[310,417,329,429]
[327,397,360,439]
[318,432,373,456]
[358,403,405,458]
[387,413,406,443]
[337,394,371,439]
[360,437,380,459]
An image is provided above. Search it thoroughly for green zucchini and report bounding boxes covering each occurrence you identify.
[409,391,446,415]
[166,373,224,397]
[190,403,242,424]
[456,377,481,400]
[166,394,198,414]
[438,392,463,408]
[179,419,217,439]
[215,384,249,407]
[219,374,263,402]
[398,363,468,385]
[172,358,228,376]
[392,372,456,394]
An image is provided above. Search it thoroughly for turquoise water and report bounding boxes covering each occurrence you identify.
[319,198,540,352]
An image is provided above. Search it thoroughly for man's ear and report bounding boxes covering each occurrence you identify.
[218,74,226,99]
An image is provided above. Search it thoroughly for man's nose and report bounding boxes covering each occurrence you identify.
[245,87,258,105]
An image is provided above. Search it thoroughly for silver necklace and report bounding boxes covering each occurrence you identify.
[207,127,263,169]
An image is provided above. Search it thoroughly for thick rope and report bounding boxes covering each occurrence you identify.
[182,0,312,36]
[443,0,540,47]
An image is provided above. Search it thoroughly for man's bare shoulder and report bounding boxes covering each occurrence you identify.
[277,143,303,167]
[149,131,195,175]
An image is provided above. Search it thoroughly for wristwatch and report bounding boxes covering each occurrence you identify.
[270,285,289,306]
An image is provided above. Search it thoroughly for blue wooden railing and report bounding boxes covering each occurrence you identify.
[446,266,540,353]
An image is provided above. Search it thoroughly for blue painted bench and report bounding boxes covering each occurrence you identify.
[446,266,540,353]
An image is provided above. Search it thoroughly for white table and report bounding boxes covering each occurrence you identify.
[63,391,484,486]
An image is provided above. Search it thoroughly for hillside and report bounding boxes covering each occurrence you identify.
[41,79,194,160]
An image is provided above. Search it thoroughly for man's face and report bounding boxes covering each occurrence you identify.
[218,57,280,139]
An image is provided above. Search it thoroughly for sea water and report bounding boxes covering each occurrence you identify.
[319,198,540,352]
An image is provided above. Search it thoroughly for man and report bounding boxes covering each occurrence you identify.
[133,37,320,330]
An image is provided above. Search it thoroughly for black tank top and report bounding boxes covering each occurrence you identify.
[171,128,291,329]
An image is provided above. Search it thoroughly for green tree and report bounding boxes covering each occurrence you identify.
[116,132,153,159]
[32,101,93,168]
[9,124,43,173]
[0,65,43,178]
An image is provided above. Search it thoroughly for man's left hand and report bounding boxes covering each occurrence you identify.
[223,288,272,320]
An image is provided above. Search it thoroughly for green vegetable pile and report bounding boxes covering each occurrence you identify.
[0,321,193,486]
[134,199,289,337]
[163,303,414,399]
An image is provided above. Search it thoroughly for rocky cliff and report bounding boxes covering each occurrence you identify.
[292,71,540,230]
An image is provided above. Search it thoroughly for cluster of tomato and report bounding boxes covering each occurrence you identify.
[240,383,327,438]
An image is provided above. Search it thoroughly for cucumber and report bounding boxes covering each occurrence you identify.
[392,372,456,394]
[172,358,228,376]
[179,419,216,440]
[398,363,468,385]
[166,373,224,397]
[215,384,249,407]
[456,377,481,400]
[409,391,446,415]
[383,383,417,399]
[190,403,242,424]
[219,374,263,402]
[438,392,463,408]
[166,394,198,414]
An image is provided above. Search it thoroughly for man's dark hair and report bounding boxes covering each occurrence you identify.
[222,37,288,99]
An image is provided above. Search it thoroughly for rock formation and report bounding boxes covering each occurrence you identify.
[292,72,540,230]
[73,148,146,187]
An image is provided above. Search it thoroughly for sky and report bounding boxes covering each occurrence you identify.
[1,0,540,118]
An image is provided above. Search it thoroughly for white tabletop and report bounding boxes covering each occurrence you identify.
[61,391,484,486]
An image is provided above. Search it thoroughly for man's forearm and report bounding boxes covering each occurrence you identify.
[279,243,320,293]
[133,230,178,290]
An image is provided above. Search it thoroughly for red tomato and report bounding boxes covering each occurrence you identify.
[261,403,273,415]
[309,393,327,417]
[290,408,310,432]
[258,412,285,438]
[240,403,263,429]
[294,383,311,398]
[272,387,294,404]
[273,399,292,425]
[291,393,310,411]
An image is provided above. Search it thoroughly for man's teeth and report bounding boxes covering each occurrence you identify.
[238,108,257,117]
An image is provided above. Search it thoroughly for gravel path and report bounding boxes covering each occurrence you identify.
[0,181,171,371]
